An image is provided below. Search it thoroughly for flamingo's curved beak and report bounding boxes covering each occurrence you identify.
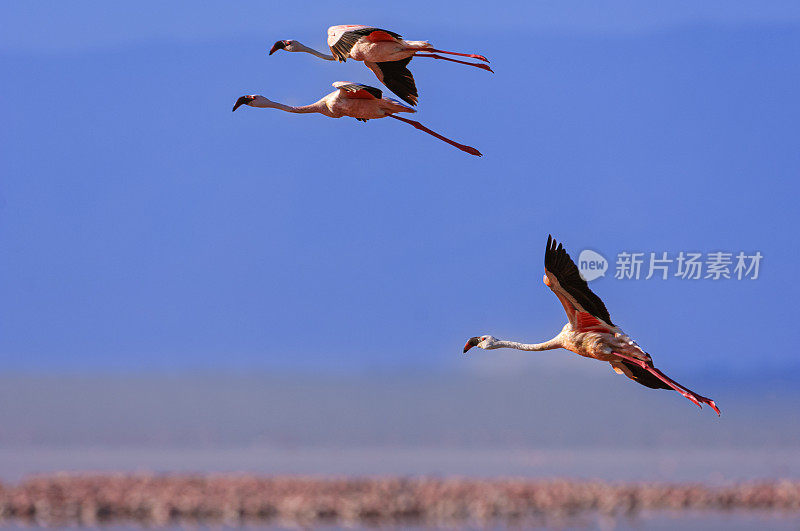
[269,40,287,55]
[232,95,253,112]
[463,337,480,353]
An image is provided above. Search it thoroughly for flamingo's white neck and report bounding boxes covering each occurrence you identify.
[250,97,328,115]
[489,337,562,352]
[290,42,335,61]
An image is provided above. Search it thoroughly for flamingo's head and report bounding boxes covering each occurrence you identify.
[463,335,497,353]
[232,94,268,112]
[269,40,296,55]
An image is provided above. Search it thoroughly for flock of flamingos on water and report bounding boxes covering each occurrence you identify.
[232,25,719,416]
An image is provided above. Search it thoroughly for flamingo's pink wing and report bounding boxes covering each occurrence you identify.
[574,312,612,333]
[332,82,382,100]
[364,30,399,43]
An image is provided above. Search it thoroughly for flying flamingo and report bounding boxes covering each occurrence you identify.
[269,25,492,105]
[232,82,481,156]
[464,236,720,415]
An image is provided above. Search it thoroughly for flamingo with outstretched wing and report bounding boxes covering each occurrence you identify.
[464,236,720,415]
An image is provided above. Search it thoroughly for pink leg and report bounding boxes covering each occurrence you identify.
[424,48,490,63]
[414,53,494,73]
[388,115,482,157]
[612,352,720,415]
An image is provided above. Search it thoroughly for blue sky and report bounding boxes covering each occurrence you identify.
[1,1,799,381]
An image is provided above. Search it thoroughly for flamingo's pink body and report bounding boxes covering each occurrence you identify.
[322,87,413,120]
[348,41,419,62]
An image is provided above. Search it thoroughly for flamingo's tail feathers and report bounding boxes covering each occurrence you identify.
[384,98,416,114]
[375,57,418,106]
[405,40,431,50]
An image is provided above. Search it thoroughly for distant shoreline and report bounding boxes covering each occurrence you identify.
[2,475,799,527]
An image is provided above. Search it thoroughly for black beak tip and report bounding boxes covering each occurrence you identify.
[463,336,480,353]
[269,41,286,55]
[232,96,250,112]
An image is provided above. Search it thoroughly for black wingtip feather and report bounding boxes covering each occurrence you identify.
[544,235,614,326]
[375,57,418,106]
